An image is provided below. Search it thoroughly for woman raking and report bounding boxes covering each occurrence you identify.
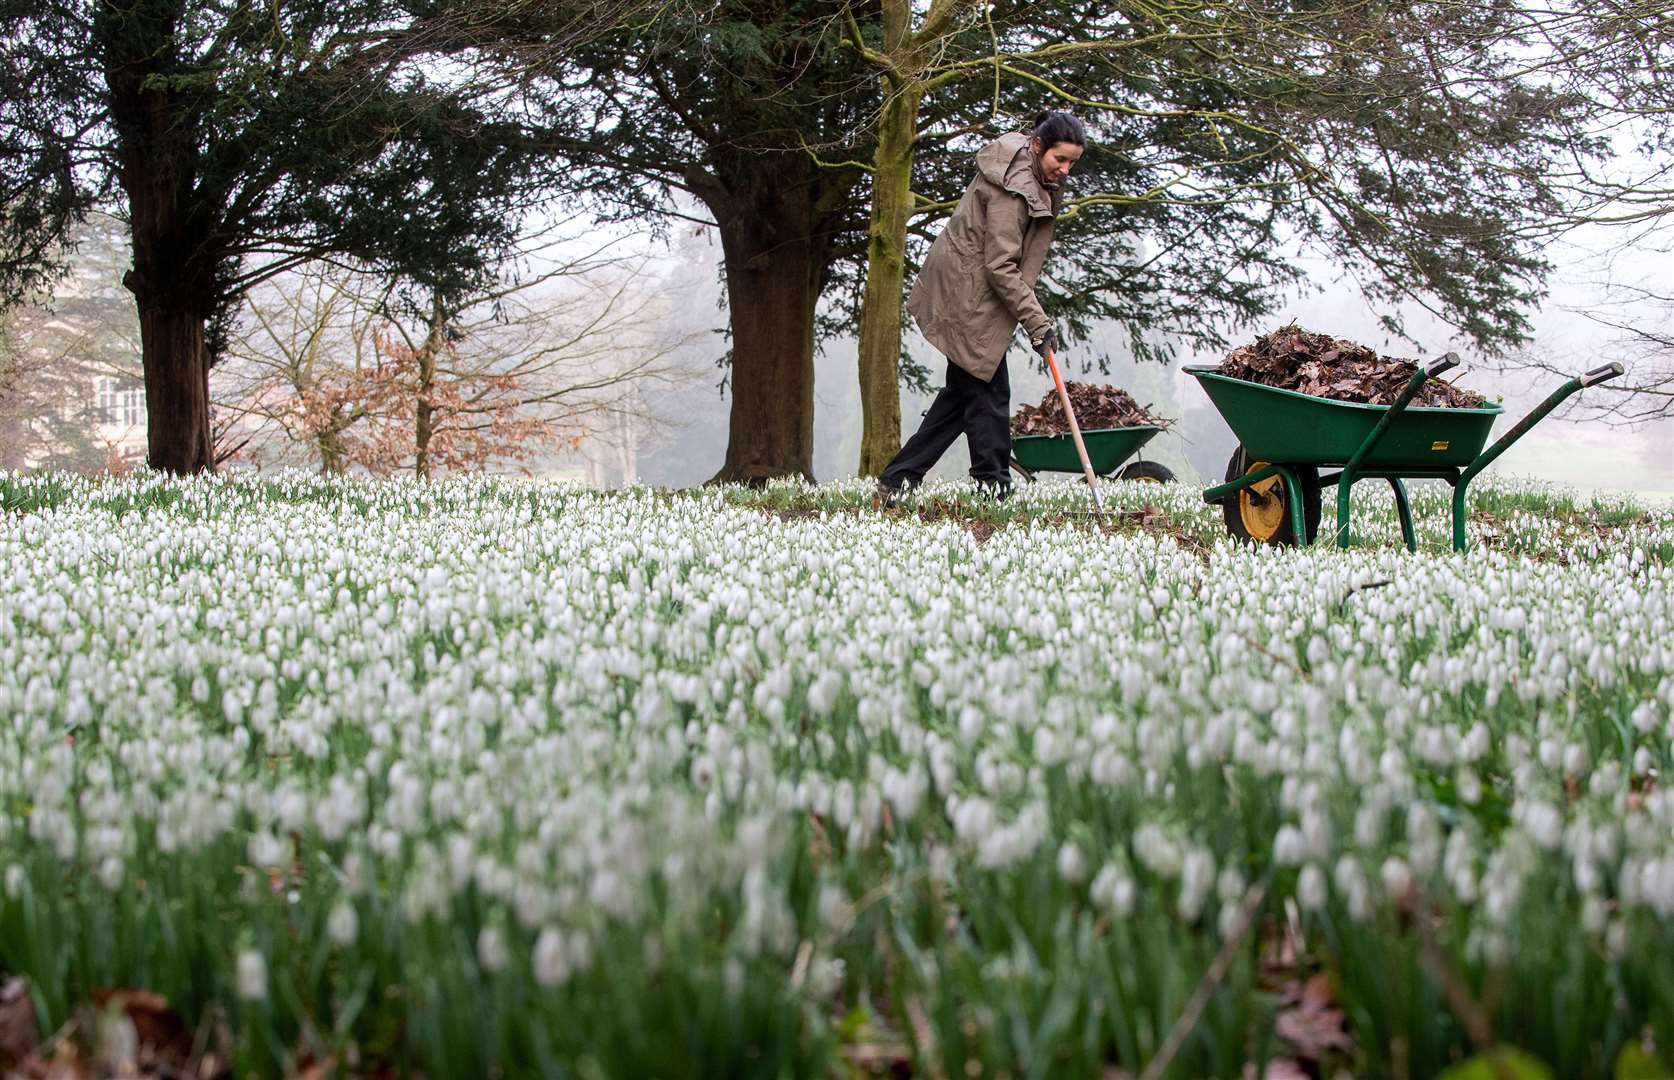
[876,110,1084,503]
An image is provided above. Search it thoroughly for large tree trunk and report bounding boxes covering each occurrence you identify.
[103,2,217,475]
[855,74,922,477]
[134,299,214,473]
[707,169,831,484]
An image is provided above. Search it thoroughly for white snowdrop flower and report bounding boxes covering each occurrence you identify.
[1297,863,1328,912]
[1335,857,1373,921]
[236,949,268,1002]
[1380,857,1413,901]
[1522,801,1564,850]
[1455,768,1482,806]
[1301,808,1331,860]
[1134,824,1182,878]
[1353,803,1384,848]
[3,865,25,900]
[1177,847,1216,921]
[327,901,358,947]
[1090,864,1136,918]
[1057,842,1087,885]
[522,924,565,986]
[1216,902,1244,941]
[806,956,845,999]
[96,855,125,891]
[1581,894,1609,937]
[477,926,508,973]
[1273,824,1306,866]
[247,831,285,868]
[1562,742,1588,776]
[1605,919,1630,961]
[1459,722,1491,761]
[806,671,840,717]
[342,853,370,896]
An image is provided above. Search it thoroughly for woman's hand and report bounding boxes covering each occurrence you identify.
[1032,327,1058,357]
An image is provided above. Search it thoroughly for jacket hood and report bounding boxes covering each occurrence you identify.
[975,132,1055,217]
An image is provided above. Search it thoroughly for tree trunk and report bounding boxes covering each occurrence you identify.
[706,165,833,485]
[102,2,216,475]
[317,419,348,474]
[133,298,214,473]
[414,295,445,479]
[855,72,922,477]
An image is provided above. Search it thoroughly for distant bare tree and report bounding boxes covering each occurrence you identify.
[216,232,702,477]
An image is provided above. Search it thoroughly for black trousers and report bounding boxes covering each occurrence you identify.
[879,356,1011,493]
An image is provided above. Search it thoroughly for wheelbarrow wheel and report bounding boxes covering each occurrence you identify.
[1221,449,1321,546]
[1117,460,1175,484]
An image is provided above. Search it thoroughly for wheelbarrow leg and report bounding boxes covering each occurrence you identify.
[1336,353,1461,548]
[1388,478,1416,552]
[1277,465,1311,546]
[1449,363,1624,552]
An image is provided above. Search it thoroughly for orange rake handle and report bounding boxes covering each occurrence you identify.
[1044,348,1105,515]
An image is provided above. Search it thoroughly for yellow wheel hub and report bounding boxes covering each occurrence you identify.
[1238,462,1286,541]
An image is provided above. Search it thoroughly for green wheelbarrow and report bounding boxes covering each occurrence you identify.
[1186,355,1625,551]
[1010,426,1176,485]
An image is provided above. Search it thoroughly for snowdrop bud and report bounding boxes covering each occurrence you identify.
[533,928,569,988]
[1455,768,1482,806]
[248,831,285,868]
[1297,863,1327,912]
[236,949,268,1002]
[1581,894,1608,937]
[1217,866,1246,905]
[1177,848,1215,921]
[1273,825,1305,866]
[327,901,358,947]
[1380,857,1413,901]
[3,865,24,900]
[1091,864,1136,918]
[477,926,508,973]
[1605,919,1629,961]
[97,855,124,891]
[1057,842,1087,885]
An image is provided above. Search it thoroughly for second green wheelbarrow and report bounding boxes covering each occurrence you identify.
[1010,426,1176,485]
[1186,355,1625,551]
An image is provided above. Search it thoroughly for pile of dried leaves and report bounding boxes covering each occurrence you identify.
[1010,382,1172,436]
[1218,325,1488,409]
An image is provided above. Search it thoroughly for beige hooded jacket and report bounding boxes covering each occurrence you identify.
[906,132,1061,382]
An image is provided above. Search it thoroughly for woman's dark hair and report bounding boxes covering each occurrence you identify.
[1031,110,1086,150]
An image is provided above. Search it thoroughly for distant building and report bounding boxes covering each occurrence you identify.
[93,374,148,467]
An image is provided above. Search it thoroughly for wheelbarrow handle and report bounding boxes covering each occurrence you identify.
[1450,359,1628,550]
[1581,362,1624,388]
[1427,352,1462,378]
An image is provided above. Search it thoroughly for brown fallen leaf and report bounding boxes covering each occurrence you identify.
[0,975,38,1069]
[1275,972,1356,1062]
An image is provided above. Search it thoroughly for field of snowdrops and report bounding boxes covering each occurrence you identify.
[2,469,1673,1078]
